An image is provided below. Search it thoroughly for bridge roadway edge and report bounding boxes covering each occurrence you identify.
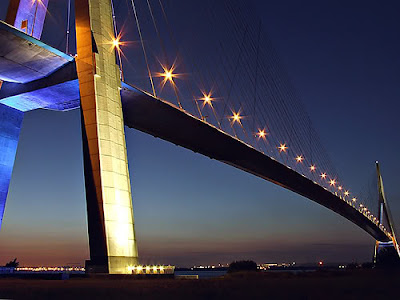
[120,85,390,243]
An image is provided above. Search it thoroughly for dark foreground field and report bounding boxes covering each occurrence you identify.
[0,270,399,299]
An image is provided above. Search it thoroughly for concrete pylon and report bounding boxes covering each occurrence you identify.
[4,0,138,274]
[0,104,23,229]
[75,0,138,274]
[6,0,49,39]
[373,162,400,266]
[1,0,41,231]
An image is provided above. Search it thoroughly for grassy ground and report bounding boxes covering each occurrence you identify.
[0,269,399,299]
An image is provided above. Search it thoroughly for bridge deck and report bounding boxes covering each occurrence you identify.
[120,84,390,243]
[0,21,72,84]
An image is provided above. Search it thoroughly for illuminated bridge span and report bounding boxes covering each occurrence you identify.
[0,0,398,273]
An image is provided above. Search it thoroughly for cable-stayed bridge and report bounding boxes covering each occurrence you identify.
[0,0,398,273]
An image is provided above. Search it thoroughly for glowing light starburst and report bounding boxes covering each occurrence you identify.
[256,129,267,139]
[230,110,243,125]
[32,0,44,6]
[113,37,121,49]
[295,155,304,163]
[320,173,327,179]
[161,67,175,85]
[200,92,214,107]
[164,70,173,80]
[278,144,287,153]
[109,31,128,52]
[310,165,316,172]
[155,61,180,91]
[344,190,350,196]
[329,179,336,186]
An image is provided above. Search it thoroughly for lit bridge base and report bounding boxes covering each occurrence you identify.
[374,241,400,268]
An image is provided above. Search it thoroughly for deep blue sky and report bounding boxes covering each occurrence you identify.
[0,0,399,267]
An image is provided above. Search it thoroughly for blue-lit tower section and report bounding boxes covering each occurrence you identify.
[0,104,23,229]
[6,0,49,40]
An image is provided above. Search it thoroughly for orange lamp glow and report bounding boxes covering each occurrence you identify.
[278,144,287,152]
[257,129,267,139]
[231,111,242,124]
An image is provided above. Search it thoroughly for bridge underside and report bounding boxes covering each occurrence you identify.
[0,20,390,243]
[120,86,389,243]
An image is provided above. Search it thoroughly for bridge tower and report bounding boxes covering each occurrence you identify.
[373,162,400,266]
[4,0,139,274]
[74,0,138,274]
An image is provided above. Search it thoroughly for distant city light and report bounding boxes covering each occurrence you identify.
[344,191,350,196]
[310,165,316,171]
[15,266,85,272]
[295,155,304,163]
[320,173,327,179]
[329,179,336,186]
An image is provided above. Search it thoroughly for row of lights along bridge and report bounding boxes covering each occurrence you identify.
[108,33,391,238]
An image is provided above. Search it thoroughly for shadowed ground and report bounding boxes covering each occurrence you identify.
[0,270,399,299]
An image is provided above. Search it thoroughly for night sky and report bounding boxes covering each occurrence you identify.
[0,0,400,267]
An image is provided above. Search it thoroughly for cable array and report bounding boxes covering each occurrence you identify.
[43,0,392,238]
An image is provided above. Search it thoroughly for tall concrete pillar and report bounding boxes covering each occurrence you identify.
[75,0,138,274]
[1,1,43,229]
[0,104,23,229]
[373,162,400,265]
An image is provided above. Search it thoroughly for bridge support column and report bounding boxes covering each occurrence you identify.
[373,162,400,267]
[374,241,400,267]
[0,104,23,229]
[6,0,49,39]
[75,0,138,274]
